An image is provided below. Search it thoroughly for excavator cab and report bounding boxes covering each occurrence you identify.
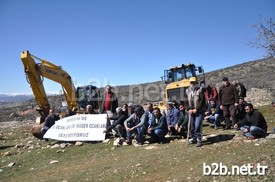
[76,85,100,111]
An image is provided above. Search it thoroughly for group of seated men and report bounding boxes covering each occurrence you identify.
[101,96,270,146]
[40,93,272,146]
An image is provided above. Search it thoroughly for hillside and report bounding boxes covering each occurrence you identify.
[0,58,275,182]
[113,57,275,105]
[0,57,274,123]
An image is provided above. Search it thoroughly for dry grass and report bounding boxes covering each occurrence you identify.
[1,105,275,182]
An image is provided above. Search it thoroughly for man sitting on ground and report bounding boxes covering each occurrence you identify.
[204,99,223,129]
[103,107,127,140]
[234,103,268,140]
[124,106,146,145]
[41,109,60,138]
[147,107,168,143]
[166,101,180,135]
[175,102,189,137]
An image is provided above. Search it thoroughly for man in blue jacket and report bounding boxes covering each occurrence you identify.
[147,107,168,143]
[166,102,179,135]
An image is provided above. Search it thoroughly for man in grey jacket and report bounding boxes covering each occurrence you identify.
[124,106,146,145]
[186,77,206,147]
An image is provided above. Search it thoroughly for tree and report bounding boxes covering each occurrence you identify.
[249,17,275,58]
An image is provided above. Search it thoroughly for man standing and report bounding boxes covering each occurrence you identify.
[234,103,268,140]
[186,77,206,147]
[218,77,239,130]
[100,85,118,115]
[232,80,247,98]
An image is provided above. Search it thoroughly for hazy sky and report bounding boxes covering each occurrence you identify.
[0,0,274,94]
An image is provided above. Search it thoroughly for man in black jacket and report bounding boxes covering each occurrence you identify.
[103,107,127,139]
[234,103,268,140]
[218,77,239,130]
[41,109,60,137]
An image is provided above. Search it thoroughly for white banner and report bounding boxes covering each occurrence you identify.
[43,114,107,141]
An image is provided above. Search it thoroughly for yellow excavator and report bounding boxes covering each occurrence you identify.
[155,63,205,111]
[21,51,101,138]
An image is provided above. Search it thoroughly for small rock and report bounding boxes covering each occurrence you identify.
[51,144,60,149]
[144,146,158,150]
[27,145,34,149]
[50,160,59,164]
[102,139,110,143]
[56,150,65,153]
[60,143,67,148]
[7,162,16,167]
[2,151,12,157]
[75,141,83,146]
[255,143,260,146]
[0,169,3,172]
[15,144,24,149]
[27,141,33,144]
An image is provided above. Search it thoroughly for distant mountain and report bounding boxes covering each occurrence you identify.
[0,94,34,104]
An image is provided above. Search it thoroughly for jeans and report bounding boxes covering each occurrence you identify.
[207,114,222,127]
[190,113,203,141]
[126,123,145,143]
[113,124,125,138]
[151,129,167,143]
[240,125,267,138]
[41,126,49,136]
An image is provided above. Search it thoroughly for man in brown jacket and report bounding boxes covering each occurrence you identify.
[218,77,239,130]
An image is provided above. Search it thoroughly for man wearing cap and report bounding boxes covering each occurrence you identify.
[124,106,146,145]
[186,77,206,147]
[218,77,239,130]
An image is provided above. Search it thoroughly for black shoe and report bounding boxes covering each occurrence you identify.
[125,139,132,145]
[159,139,169,144]
[223,126,231,130]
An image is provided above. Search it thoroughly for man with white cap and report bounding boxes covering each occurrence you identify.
[186,77,206,147]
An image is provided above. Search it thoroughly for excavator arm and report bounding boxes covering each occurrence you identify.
[21,51,77,123]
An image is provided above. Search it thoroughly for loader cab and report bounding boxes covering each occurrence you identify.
[163,64,202,84]
[76,85,100,110]
[162,64,204,102]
